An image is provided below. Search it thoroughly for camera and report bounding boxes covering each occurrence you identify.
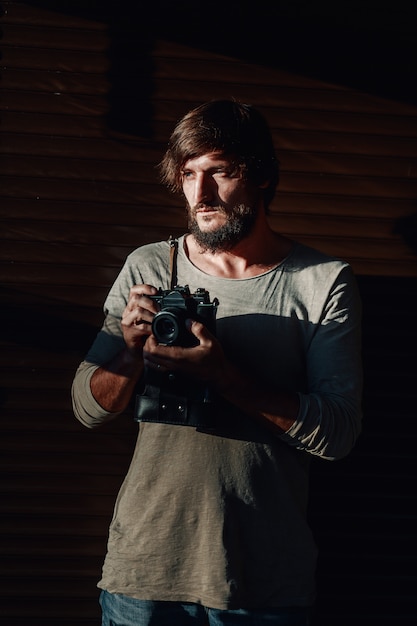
[149,285,219,346]
[135,285,220,429]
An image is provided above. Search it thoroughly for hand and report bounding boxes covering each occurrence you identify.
[121,284,159,353]
[143,319,228,387]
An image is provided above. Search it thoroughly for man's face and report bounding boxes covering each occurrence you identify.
[181,152,262,252]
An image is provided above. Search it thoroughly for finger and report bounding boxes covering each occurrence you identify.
[122,308,150,331]
[126,293,159,322]
[130,284,158,298]
[186,319,213,343]
[134,318,151,327]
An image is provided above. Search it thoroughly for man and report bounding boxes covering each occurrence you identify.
[72,100,362,625]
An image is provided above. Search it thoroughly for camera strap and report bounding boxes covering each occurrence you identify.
[168,235,178,289]
[133,236,219,431]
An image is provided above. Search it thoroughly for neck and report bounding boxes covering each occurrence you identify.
[185,219,293,279]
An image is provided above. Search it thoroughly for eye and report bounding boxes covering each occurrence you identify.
[213,166,239,180]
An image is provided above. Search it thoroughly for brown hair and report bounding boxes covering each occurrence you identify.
[159,99,279,209]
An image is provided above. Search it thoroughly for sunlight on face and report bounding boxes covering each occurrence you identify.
[182,153,262,252]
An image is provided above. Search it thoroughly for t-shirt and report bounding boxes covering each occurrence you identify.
[72,236,362,609]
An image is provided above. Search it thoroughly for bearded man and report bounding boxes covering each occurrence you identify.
[72,99,363,626]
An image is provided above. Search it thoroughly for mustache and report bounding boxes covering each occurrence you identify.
[190,202,225,212]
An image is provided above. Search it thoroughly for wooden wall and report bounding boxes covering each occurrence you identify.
[1,2,416,624]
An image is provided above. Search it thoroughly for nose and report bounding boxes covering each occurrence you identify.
[194,172,214,204]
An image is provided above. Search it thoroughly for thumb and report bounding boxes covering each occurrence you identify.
[186,318,211,343]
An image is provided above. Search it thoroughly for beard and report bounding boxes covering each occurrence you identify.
[187,202,258,253]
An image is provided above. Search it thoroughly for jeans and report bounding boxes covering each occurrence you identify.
[100,590,311,626]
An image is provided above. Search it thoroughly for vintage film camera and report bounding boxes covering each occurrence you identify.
[134,285,220,429]
[149,285,219,347]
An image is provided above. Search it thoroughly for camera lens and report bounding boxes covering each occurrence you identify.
[152,310,180,345]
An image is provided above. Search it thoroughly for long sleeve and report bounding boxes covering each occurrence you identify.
[280,266,363,460]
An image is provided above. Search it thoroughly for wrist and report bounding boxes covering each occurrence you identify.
[212,361,238,396]
[113,346,144,377]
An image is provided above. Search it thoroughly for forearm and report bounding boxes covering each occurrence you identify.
[72,348,144,428]
[215,360,361,460]
[144,322,300,433]
[216,361,299,434]
[90,347,145,413]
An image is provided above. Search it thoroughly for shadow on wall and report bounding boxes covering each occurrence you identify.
[0,287,100,353]
[394,211,417,257]
[24,0,417,108]
[24,0,155,137]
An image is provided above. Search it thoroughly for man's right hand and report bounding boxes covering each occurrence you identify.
[121,284,159,353]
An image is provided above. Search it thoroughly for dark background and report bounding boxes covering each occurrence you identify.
[1,1,416,624]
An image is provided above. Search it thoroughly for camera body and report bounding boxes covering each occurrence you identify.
[135,285,220,429]
[150,285,219,346]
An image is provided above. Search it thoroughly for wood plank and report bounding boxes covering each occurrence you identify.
[2,491,117,516]
[3,107,417,159]
[0,216,408,253]
[0,472,126,495]
[0,154,160,183]
[2,194,416,222]
[0,110,108,136]
[0,175,167,204]
[2,169,416,205]
[1,220,179,246]
[0,366,80,390]
[0,447,134,475]
[1,89,108,115]
[2,144,416,180]
[280,171,417,200]
[3,45,110,72]
[1,23,109,51]
[0,553,103,577]
[2,66,111,94]
[152,77,417,116]
[0,133,163,162]
[1,253,416,286]
[0,534,107,556]
[0,574,101,595]
[0,513,113,536]
[0,284,110,307]
[2,1,108,29]
[0,344,93,368]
